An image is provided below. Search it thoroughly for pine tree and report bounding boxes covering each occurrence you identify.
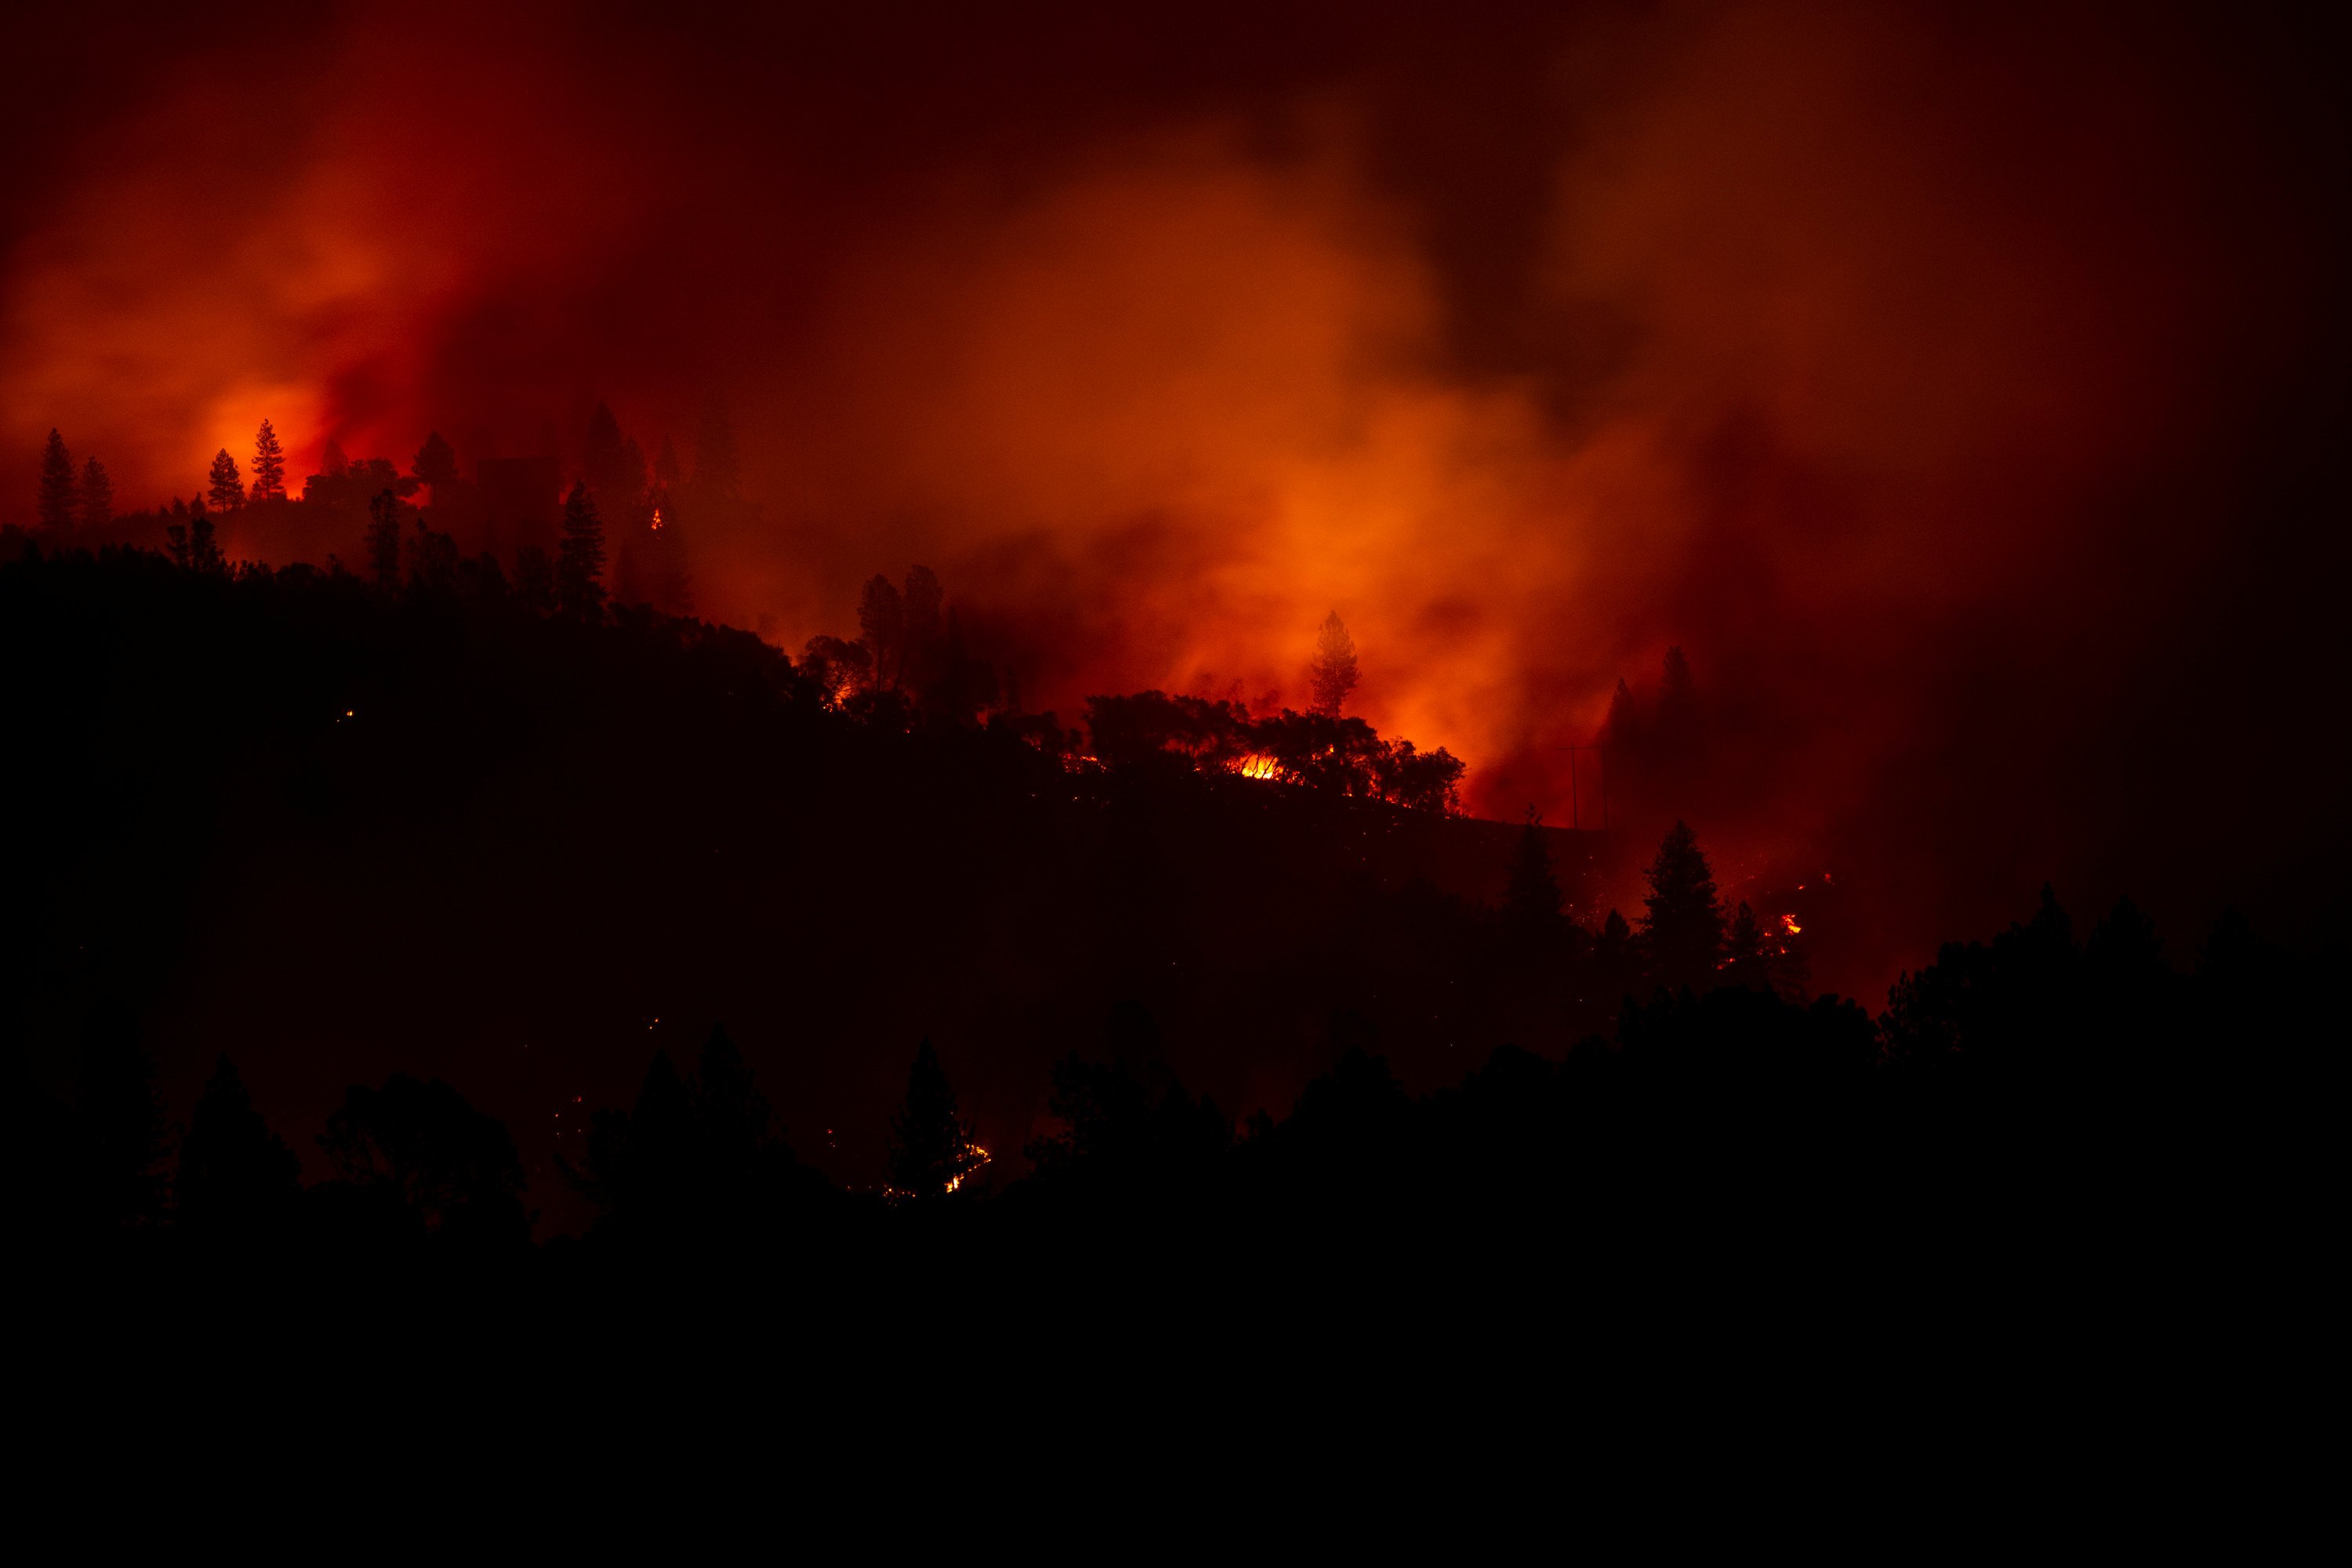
[411,430,458,494]
[78,457,112,529]
[207,447,245,509]
[1309,611,1359,716]
[1640,819,1724,993]
[556,481,607,621]
[366,488,404,590]
[1502,806,1565,933]
[37,429,76,532]
[887,1040,986,1200]
[176,1054,302,1234]
[251,419,288,502]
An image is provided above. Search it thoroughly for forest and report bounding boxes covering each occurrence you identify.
[5,499,2326,1306]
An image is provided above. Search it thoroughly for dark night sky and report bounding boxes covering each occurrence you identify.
[5,0,2347,986]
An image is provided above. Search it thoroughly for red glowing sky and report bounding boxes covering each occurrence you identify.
[5,1,2346,975]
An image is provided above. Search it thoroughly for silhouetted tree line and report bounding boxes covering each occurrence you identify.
[1075,688,1466,814]
[11,804,2324,1282]
[2,538,2330,1352]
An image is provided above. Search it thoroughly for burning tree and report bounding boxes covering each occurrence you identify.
[887,1040,988,1201]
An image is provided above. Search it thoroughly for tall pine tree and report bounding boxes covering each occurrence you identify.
[887,1040,986,1200]
[36,429,76,532]
[206,448,245,509]
[250,419,288,502]
[1640,819,1724,993]
[556,481,607,621]
[176,1054,302,1235]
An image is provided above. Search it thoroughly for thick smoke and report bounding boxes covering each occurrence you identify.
[5,0,2344,990]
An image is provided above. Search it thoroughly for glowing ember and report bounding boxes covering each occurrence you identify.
[945,1144,989,1194]
[649,508,663,532]
[1781,914,1802,936]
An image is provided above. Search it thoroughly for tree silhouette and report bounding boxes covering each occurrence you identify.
[176,1054,302,1236]
[556,481,607,622]
[1641,820,1724,992]
[319,1073,527,1242]
[1503,807,1565,934]
[1310,611,1359,717]
[366,489,404,590]
[78,458,111,530]
[887,1040,985,1200]
[251,419,287,503]
[411,430,458,495]
[206,448,245,509]
[37,429,76,532]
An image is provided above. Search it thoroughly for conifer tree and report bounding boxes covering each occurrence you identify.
[78,457,112,529]
[37,429,76,532]
[176,1054,302,1233]
[1309,611,1359,716]
[556,481,608,621]
[207,448,245,509]
[366,489,404,590]
[250,419,288,502]
[887,1040,986,1200]
[1641,819,1725,993]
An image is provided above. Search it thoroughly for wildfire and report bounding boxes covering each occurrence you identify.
[1781,913,1802,937]
[1236,753,1279,781]
[945,1144,989,1194]
[648,508,663,531]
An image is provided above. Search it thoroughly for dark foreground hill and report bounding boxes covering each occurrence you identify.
[4,546,1651,1227]
[6,546,2335,1488]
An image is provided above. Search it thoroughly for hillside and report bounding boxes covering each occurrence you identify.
[4,546,1643,1227]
